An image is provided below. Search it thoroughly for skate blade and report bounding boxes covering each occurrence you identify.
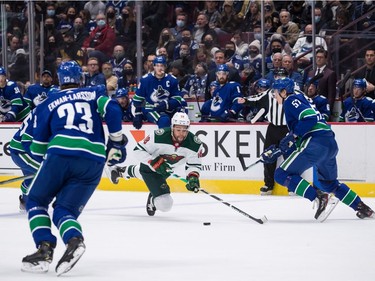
[260,191,272,196]
[317,197,340,223]
[21,261,50,273]
[56,246,85,276]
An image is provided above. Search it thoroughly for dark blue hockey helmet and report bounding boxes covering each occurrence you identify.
[57,61,82,86]
[0,67,6,76]
[352,78,366,89]
[256,78,271,90]
[115,87,129,98]
[153,56,167,66]
[273,78,294,94]
[216,64,229,73]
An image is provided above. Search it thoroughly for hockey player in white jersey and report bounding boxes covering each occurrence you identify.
[110,112,203,216]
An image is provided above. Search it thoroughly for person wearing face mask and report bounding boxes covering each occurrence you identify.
[73,16,89,46]
[292,24,327,70]
[157,28,177,61]
[242,39,262,82]
[83,13,116,62]
[109,45,130,78]
[43,16,64,50]
[56,6,77,31]
[173,28,199,60]
[8,48,30,84]
[224,41,246,73]
[170,12,190,43]
[58,29,84,66]
[118,61,137,91]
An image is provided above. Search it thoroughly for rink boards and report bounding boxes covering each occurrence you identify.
[1,123,375,197]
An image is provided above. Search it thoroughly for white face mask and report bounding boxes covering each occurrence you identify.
[176,20,185,28]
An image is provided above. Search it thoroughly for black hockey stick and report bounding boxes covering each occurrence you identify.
[0,174,33,185]
[238,154,264,171]
[173,174,268,224]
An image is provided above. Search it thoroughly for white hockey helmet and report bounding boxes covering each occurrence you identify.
[171,112,190,128]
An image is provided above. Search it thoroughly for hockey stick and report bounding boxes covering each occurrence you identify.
[250,108,266,124]
[0,174,34,185]
[238,154,264,171]
[172,174,268,224]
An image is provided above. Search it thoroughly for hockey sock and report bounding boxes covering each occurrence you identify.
[333,183,361,210]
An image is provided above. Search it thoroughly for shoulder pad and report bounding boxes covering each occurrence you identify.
[193,135,202,144]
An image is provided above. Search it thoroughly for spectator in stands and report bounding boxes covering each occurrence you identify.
[287,1,305,29]
[156,47,172,70]
[307,49,337,117]
[292,24,328,70]
[142,1,169,42]
[118,61,137,91]
[109,45,131,78]
[169,60,189,89]
[102,62,117,93]
[174,42,194,75]
[304,76,330,121]
[116,5,136,46]
[8,48,29,84]
[202,1,222,30]
[200,33,220,58]
[79,9,95,32]
[173,28,199,60]
[201,64,243,122]
[220,1,241,34]
[2,35,20,66]
[265,37,287,73]
[239,0,261,32]
[84,0,106,20]
[58,29,84,66]
[104,4,118,31]
[193,12,217,44]
[242,39,262,84]
[224,41,245,71]
[353,1,375,31]
[265,56,284,83]
[170,12,190,43]
[231,30,248,57]
[340,79,374,122]
[354,48,375,99]
[276,10,300,48]
[45,2,60,26]
[43,16,64,50]
[205,49,241,101]
[57,6,77,31]
[181,62,208,100]
[143,54,156,74]
[83,12,116,63]
[282,54,303,90]
[73,16,89,46]
[43,35,60,79]
[83,57,106,87]
[193,47,215,71]
[157,28,178,61]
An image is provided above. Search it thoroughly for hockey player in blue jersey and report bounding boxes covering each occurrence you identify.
[23,70,58,110]
[304,75,330,121]
[200,64,243,122]
[114,87,133,122]
[0,67,30,122]
[339,79,374,122]
[132,56,186,130]
[262,78,374,221]
[21,61,128,275]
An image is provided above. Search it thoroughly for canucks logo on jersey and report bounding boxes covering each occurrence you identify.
[150,85,170,103]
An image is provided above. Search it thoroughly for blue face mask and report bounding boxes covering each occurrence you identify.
[314,16,321,23]
[97,20,106,27]
[47,10,55,16]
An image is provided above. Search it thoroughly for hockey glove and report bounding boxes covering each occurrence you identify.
[0,113,14,122]
[106,134,128,166]
[186,172,200,193]
[279,132,296,154]
[154,100,168,112]
[261,145,282,164]
[220,110,235,122]
[148,156,172,178]
[132,112,143,130]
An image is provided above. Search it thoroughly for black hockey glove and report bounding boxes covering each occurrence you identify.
[186,172,200,193]
[154,100,168,112]
[220,110,235,122]
[133,112,143,130]
[148,156,172,178]
[106,134,128,166]
[261,145,282,164]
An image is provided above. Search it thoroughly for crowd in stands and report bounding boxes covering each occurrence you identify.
[1,0,375,123]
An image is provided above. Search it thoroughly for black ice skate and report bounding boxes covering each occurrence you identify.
[21,241,55,273]
[55,237,86,276]
[260,186,273,196]
[356,201,374,219]
[314,191,329,221]
[146,193,156,216]
[19,195,26,212]
[107,166,126,184]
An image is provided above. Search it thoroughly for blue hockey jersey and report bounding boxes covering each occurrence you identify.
[30,85,123,163]
[0,80,30,121]
[339,96,374,122]
[23,83,59,109]
[283,92,331,140]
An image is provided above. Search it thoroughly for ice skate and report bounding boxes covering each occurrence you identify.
[106,165,126,184]
[313,191,329,221]
[21,241,55,273]
[55,237,86,276]
[19,195,26,212]
[356,201,374,219]
[146,193,156,216]
[317,194,340,222]
[260,186,273,195]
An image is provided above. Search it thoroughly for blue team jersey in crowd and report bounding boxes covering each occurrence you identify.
[133,72,184,110]
[310,95,330,121]
[0,80,30,121]
[283,92,331,140]
[23,83,59,109]
[30,85,123,163]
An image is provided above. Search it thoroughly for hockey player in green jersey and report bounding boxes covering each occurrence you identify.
[109,112,203,216]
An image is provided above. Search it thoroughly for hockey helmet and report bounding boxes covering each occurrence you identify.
[171,112,190,128]
[57,61,82,86]
[153,55,167,66]
[305,76,319,87]
[216,64,229,73]
[352,78,366,89]
[115,88,129,98]
[274,67,288,78]
[256,78,271,90]
[0,67,6,76]
[273,77,294,94]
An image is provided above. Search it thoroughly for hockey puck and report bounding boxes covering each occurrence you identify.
[203,222,211,226]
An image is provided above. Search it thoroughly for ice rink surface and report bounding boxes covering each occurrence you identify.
[0,187,374,281]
